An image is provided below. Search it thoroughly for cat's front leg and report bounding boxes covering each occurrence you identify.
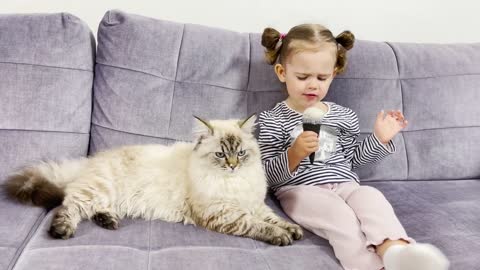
[92,211,119,230]
[49,204,81,239]
[49,182,112,239]
[247,219,294,246]
[199,205,294,246]
[254,203,303,241]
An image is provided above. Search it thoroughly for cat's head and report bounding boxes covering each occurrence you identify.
[191,114,260,173]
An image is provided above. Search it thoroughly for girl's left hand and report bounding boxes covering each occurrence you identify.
[374,110,408,144]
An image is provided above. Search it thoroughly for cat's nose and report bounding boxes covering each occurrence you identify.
[227,159,237,170]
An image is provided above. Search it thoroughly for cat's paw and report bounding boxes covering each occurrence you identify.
[266,227,293,246]
[284,223,303,240]
[93,212,119,230]
[49,214,76,239]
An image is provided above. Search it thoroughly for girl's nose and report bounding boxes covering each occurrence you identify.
[307,80,319,90]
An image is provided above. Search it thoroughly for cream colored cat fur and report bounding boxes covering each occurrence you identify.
[4,115,302,246]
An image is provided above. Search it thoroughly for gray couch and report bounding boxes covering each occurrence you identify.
[1,10,479,270]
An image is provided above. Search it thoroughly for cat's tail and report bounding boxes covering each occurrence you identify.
[3,159,87,210]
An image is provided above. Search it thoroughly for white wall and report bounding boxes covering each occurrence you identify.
[2,0,480,43]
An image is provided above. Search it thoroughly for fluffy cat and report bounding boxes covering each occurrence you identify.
[4,115,303,245]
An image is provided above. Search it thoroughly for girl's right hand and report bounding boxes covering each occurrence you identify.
[289,131,319,160]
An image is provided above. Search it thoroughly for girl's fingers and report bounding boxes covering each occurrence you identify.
[398,119,408,129]
[387,111,400,121]
[386,110,404,119]
[304,135,319,141]
[393,111,406,122]
[306,142,318,147]
[383,110,408,128]
[302,131,318,137]
[386,114,398,122]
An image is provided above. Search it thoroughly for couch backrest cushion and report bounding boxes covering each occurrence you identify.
[91,10,287,153]
[92,10,480,181]
[0,13,95,182]
[389,43,480,180]
[325,41,480,181]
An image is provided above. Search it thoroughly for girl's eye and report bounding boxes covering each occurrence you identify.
[318,77,327,81]
[297,76,307,80]
[215,152,225,158]
[237,150,246,157]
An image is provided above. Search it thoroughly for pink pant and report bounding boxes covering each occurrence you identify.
[275,182,414,270]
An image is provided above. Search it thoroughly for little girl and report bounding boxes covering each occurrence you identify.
[258,24,449,270]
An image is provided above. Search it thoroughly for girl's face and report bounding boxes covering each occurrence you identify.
[275,45,337,113]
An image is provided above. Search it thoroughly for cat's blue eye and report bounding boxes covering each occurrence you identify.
[237,150,246,157]
[215,152,225,158]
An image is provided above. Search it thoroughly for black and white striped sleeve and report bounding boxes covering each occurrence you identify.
[340,110,396,169]
[258,112,296,187]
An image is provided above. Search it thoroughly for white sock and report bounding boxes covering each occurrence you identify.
[383,243,450,270]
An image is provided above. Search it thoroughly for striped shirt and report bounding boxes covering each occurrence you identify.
[258,101,395,191]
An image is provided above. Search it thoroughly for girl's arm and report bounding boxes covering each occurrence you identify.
[258,112,298,188]
[341,110,396,169]
[342,131,396,169]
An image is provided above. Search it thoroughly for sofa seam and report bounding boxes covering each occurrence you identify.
[95,61,172,81]
[95,62,480,82]
[24,244,270,252]
[386,41,409,181]
[246,33,252,115]
[7,211,47,270]
[0,128,89,135]
[87,66,96,155]
[402,125,480,132]
[360,125,480,134]
[167,24,185,135]
[252,240,273,270]
[363,178,480,183]
[398,73,480,80]
[23,244,149,253]
[91,118,480,141]
[94,61,480,92]
[337,73,480,80]
[246,33,252,92]
[0,61,93,73]
[95,62,247,92]
[147,220,152,270]
[91,122,178,141]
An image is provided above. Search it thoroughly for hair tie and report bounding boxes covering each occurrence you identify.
[275,33,286,51]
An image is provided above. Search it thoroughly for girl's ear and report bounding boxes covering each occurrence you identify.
[274,64,286,83]
[193,116,214,137]
[238,114,257,134]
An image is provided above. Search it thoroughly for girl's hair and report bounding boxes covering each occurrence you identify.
[261,24,355,74]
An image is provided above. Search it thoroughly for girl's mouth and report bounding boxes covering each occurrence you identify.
[303,93,318,99]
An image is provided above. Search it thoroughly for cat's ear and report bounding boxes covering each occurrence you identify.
[193,115,214,137]
[238,114,257,134]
